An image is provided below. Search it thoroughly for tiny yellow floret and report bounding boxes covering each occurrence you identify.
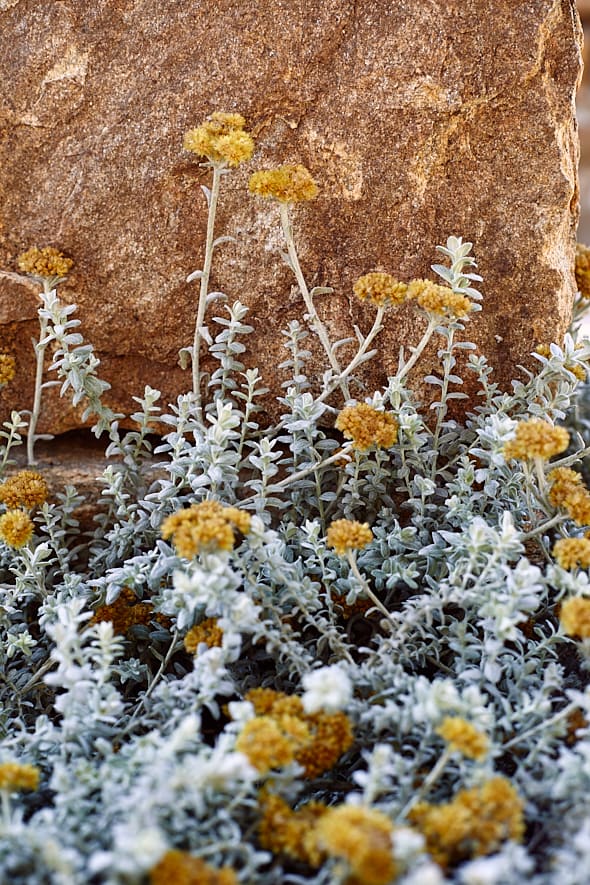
[502,419,569,462]
[0,761,39,792]
[17,246,73,279]
[161,500,251,558]
[238,688,353,778]
[560,597,590,638]
[353,273,408,309]
[184,618,224,653]
[315,804,397,885]
[150,849,237,885]
[0,354,16,385]
[0,510,34,548]
[436,716,489,760]
[409,776,524,869]
[0,470,48,509]
[248,164,318,202]
[553,537,590,570]
[327,518,373,556]
[407,278,472,318]
[183,111,254,167]
[335,402,398,451]
[258,792,328,867]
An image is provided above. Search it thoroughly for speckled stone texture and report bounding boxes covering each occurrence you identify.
[0,0,583,432]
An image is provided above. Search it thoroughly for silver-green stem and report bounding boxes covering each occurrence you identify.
[279,203,350,400]
[192,164,223,419]
[27,281,51,465]
[1,789,11,829]
[317,307,385,405]
[398,746,453,821]
[347,549,396,629]
[429,326,455,483]
[502,700,577,751]
[397,315,439,384]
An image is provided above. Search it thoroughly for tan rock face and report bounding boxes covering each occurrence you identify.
[0,0,582,433]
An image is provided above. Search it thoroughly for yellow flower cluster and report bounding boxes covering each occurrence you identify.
[326,519,373,556]
[0,470,48,509]
[236,687,353,778]
[535,344,586,382]
[150,849,237,885]
[258,792,328,867]
[553,537,590,570]
[0,510,34,548]
[0,761,39,792]
[502,419,569,462]
[548,468,590,526]
[575,243,590,299]
[183,112,254,167]
[409,776,524,869]
[0,353,15,385]
[17,246,73,279]
[248,164,318,203]
[353,273,409,309]
[316,804,397,885]
[258,794,397,884]
[183,617,223,653]
[89,587,169,636]
[335,403,398,451]
[436,716,489,760]
[407,278,473,319]
[559,596,590,638]
[161,500,251,558]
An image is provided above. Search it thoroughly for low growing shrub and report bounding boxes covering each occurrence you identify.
[1,113,590,883]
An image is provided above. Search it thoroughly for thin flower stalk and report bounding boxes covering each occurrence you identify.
[191,164,224,417]
[396,315,440,383]
[397,745,454,821]
[316,306,386,405]
[346,549,396,629]
[278,202,350,400]
[27,279,52,465]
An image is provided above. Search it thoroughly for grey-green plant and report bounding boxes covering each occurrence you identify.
[2,122,590,884]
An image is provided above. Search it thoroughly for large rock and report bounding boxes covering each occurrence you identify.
[0,0,583,434]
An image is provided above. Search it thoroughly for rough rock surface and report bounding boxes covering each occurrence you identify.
[0,0,583,434]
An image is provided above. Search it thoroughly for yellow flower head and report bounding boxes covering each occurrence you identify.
[0,354,15,385]
[161,500,251,558]
[0,761,39,792]
[183,111,254,167]
[150,849,237,885]
[0,510,34,548]
[88,587,166,636]
[335,402,398,451]
[239,687,353,778]
[353,273,408,309]
[327,518,373,557]
[258,792,328,867]
[407,278,472,318]
[17,246,73,280]
[575,243,590,299]
[553,537,590,571]
[184,617,224,653]
[248,164,318,203]
[436,716,489,760]
[0,470,48,510]
[409,776,524,869]
[560,596,590,638]
[235,716,300,773]
[315,804,397,885]
[502,419,569,462]
[548,467,584,508]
